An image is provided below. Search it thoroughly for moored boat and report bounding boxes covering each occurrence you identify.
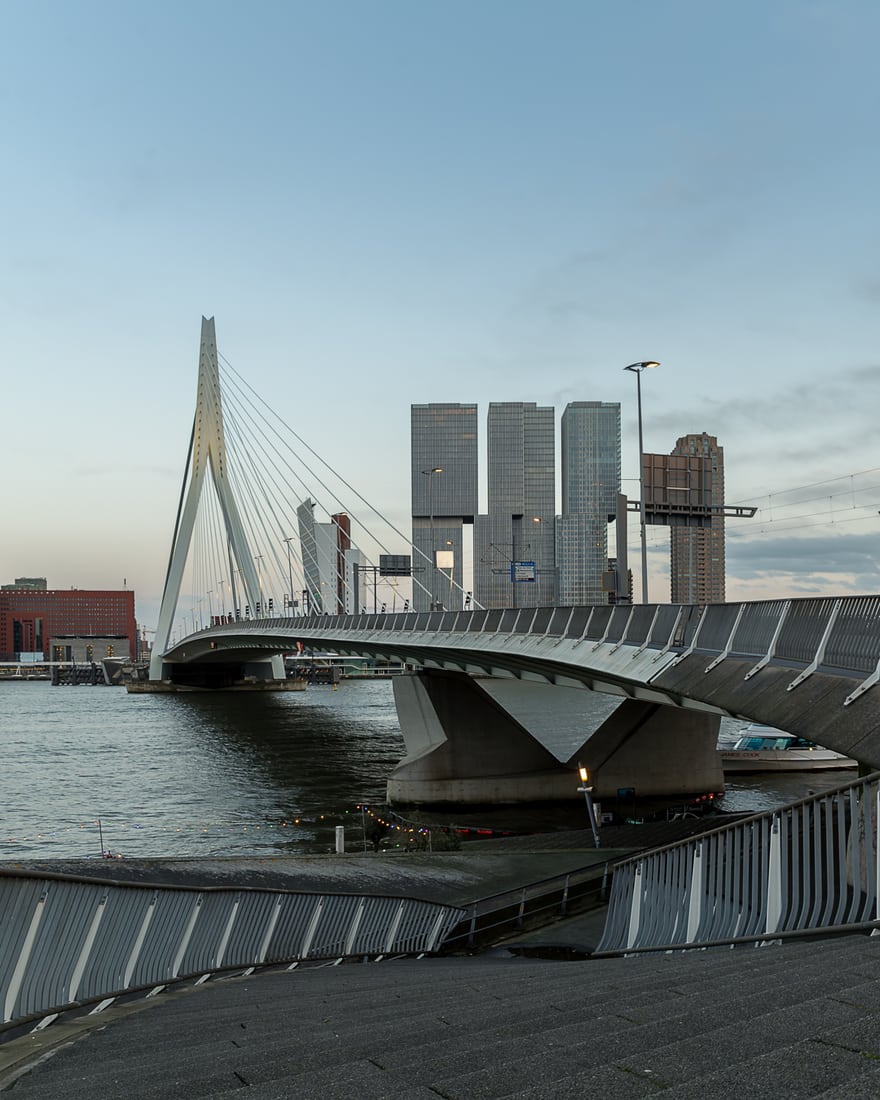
[721,724,857,773]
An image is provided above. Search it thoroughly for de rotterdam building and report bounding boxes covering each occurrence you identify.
[557,401,621,605]
[473,402,556,609]
[410,404,478,611]
[411,397,624,612]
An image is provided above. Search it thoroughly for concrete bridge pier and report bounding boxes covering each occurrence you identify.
[388,670,575,806]
[388,670,724,806]
[566,698,724,800]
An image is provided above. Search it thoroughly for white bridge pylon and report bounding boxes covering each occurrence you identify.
[150,317,283,681]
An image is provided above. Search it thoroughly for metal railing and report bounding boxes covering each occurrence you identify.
[595,772,880,954]
[0,870,464,1033]
[442,859,610,950]
[204,594,880,704]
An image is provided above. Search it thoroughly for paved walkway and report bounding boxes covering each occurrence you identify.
[9,815,874,1098]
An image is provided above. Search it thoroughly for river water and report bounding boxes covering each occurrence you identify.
[0,680,852,860]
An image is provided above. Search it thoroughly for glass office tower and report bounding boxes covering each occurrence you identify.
[670,432,726,604]
[474,403,556,609]
[410,404,478,611]
[557,401,621,605]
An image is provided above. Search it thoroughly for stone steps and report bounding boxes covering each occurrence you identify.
[5,934,880,1098]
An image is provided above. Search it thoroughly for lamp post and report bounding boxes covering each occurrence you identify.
[283,537,295,615]
[421,467,443,610]
[623,361,660,603]
[254,554,265,616]
[577,765,602,848]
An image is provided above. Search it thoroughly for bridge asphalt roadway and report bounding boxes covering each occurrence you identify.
[3,818,879,1097]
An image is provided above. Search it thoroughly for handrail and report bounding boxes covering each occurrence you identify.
[0,870,464,1033]
[591,917,880,958]
[608,768,878,870]
[191,594,880,691]
[597,771,880,954]
[442,858,612,949]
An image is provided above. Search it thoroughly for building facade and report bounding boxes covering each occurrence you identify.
[556,401,621,605]
[0,585,138,661]
[669,432,726,604]
[410,404,478,611]
[297,501,362,614]
[473,402,556,609]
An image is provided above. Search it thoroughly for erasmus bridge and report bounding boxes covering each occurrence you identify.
[3,322,880,1056]
[146,318,880,806]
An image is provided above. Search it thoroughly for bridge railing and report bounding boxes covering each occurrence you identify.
[206,595,880,698]
[595,772,880,954]
[0,870,464,1034]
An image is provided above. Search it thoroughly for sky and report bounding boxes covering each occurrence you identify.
[3,0,879,631]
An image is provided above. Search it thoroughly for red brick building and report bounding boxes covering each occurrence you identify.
[0,587,138,662]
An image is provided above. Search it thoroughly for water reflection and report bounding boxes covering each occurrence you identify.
[0,680,404,859]
[0,679,862,860]
[718,769,856,815]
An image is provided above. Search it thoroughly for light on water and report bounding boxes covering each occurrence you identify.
[0,682,843,861]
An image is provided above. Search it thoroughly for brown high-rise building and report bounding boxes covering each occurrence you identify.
[669,433,725,604]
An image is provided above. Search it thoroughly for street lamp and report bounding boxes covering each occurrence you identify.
[623,361,660,603]
[283,537,295,615]
[254,554,265,616]
[421,467,443,610]
[577,765,602,849]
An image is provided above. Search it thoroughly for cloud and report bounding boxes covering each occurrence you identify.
[728,531,879,584]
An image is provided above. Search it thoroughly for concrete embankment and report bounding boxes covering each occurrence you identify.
[0,816,731,954]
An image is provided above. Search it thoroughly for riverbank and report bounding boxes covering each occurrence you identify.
[0,814,730,911]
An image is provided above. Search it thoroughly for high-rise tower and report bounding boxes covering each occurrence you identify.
[556,401,621,605]
[410,404,478,611]
[474,402,556,609]
[669,432,725,604]
[297,501,360,613]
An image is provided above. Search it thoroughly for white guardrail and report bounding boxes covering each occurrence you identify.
[0,872,464,1031]
[596,773,880,954]
[196,594,880,705]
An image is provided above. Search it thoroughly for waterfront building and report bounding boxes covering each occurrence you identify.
[297,501,360,614]
[0,584,138,661]
[556,402,621,605]
[410,404,478,611]
[669,432,726,603]
[0,577,47,591]
[474,402,556,609]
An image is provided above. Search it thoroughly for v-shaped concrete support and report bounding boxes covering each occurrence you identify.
[150,318,280,681]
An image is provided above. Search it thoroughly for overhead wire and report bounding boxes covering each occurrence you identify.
[218,353,450,606]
